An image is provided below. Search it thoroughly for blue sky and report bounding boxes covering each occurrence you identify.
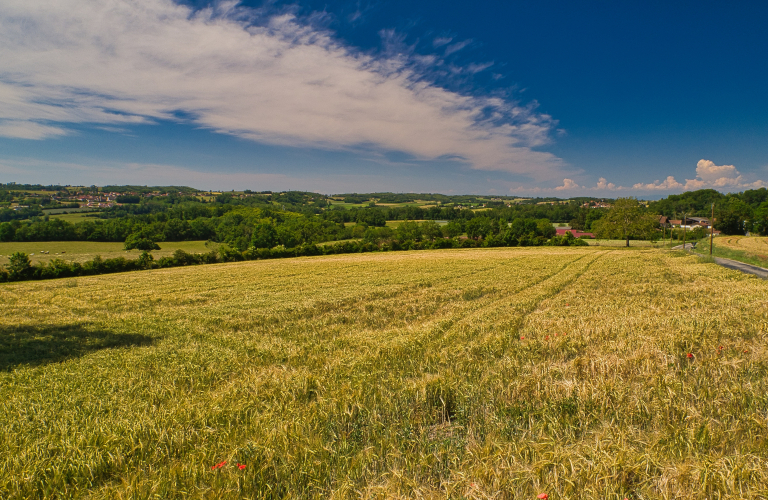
[0,0,766,196]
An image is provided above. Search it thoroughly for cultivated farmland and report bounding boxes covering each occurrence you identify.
[700,236,768,268]
[1,247,767,499]
[716,235,768,256]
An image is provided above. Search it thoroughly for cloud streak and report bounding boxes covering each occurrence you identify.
[0,157,386,193]
[0,0,565,179]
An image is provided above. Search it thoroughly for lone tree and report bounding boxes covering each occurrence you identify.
[124,234,160,251]
[593,197,657,247]
[7,251,32,280]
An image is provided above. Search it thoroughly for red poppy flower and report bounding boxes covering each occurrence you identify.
[537,494,549,500]
[718,346,723,350]
[687,353,693,359]
[238,463,246,470]
[744,350,749,353]
[520,336,525,340]
[211,461,227,470]
[545,335,549,340]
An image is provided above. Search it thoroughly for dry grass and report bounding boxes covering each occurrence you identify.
[1,247,767,499]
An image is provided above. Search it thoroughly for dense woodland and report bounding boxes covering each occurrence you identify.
[1,184,768,253]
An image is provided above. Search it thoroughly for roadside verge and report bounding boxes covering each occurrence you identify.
[676,243,768,280]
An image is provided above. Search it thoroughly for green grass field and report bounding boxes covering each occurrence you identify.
[48,212,103,222]
[343,220,449,228]
[329,200,440,210]
[1,247,767,498]
[0,240,211,265]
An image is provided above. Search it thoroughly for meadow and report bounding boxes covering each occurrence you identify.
[0,240,211,265]
[1,247,767,499]
[343,221,449,228]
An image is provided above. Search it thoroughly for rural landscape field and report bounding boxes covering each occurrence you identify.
[710,236,768,267]
[0,241,212,265]
[2,246,767,499]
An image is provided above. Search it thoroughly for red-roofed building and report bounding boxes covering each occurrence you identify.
[556,228,595,238]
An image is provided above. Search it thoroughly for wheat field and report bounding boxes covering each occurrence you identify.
[716,236,768,256]
[1,247,767,499]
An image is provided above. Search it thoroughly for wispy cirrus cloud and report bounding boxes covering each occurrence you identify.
[0,0,565,180]
[444,39,472,56]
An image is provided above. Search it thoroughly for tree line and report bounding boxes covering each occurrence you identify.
[1,220,587,283]
[2,187,767,254]
[649,188,768,235]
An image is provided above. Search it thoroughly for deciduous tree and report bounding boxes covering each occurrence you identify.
[594,198,657,247]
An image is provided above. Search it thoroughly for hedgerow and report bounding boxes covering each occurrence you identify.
[0,234,588,283]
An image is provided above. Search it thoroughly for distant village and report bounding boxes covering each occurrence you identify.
[9,189,213,211]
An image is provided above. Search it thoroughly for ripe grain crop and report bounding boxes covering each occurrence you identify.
[716,236,768,256]
[706,236,768,268]
[1,247,767,499]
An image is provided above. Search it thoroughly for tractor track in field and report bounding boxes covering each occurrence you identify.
[446,250,608,338]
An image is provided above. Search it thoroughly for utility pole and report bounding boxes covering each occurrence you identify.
[673,210,678,242]
[682,212,687,250]
[710,203,715,255]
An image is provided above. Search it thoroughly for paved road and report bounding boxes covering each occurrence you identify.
[673,243,768,279]
[672,243,696,250]
[711,256,768,279]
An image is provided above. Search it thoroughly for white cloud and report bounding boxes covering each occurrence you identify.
[632,160,765,191]
[554,178,581,191]
[0,0,565,179]
[631,176,683,191]
[695,159,738,181]
[0,120,69,140]
[594,177,617,190]
[510,160,766,195]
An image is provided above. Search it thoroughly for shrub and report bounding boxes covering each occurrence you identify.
[38,258,76,279]
[218,245,244,262]
[7,252,32,280]
[137,251,155,269]
[124,234,160,251]
[172,249,194,266]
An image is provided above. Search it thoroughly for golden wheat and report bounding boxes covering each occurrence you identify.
[1,247,767,499]
[716,236,768,256]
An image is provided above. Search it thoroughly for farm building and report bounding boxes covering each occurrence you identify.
[555,228,594,238]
